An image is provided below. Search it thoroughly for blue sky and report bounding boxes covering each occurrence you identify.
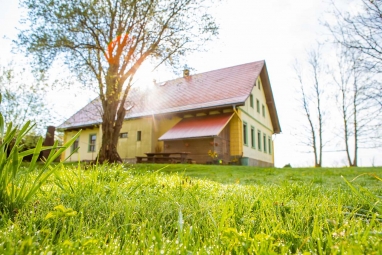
[1,0,381,167]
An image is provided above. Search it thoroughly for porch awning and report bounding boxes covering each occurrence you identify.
[159,113,234,141]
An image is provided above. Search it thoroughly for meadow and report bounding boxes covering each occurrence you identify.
[0,163,381,254]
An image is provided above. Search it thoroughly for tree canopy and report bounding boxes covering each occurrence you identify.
[0,62,53,134]
[18,0,219,162]
[327,0,382,73]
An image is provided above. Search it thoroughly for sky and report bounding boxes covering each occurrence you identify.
[1,0,381,167]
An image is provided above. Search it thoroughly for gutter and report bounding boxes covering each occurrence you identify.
[125,102,246,120]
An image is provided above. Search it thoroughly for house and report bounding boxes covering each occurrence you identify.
[58,60,281,166]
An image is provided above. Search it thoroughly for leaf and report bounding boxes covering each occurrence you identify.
[53,204,67,212]
[0,110,4,139]
[44,212,56,220]
[342,175,382,215]
[0,117,81,214]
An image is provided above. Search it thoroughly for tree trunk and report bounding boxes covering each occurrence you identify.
[97,105,123,163]
[341,88,353,167]
[352,88,358,167]
[96,68,125,164]
[309,116,320,167]
[316,80,323,168]
[344,119,353,166]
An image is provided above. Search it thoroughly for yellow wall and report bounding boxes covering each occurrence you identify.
[117,115,179,158]
[229,112,243,156]
[239,77,274,164]
[117,117,154,159]
[64,127,102,162]
[152,115,182,152]
[63,115,182,162]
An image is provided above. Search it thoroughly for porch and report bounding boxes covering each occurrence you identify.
[158,113,236,164]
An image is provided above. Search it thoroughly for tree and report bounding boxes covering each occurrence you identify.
[332,48,382,166]
[17,0,219,163]
[0,62,52,134]
[326,0,382,73]
[294,46,326,167]
[332,49,361,167]
[326,0,382,164]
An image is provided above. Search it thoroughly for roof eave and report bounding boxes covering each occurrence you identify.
[159,135,217,141]
[57,123,101,132]
[260,62,282,134]
[125,102,245,120]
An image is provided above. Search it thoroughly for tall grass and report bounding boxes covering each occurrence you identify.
[0,94,80,215]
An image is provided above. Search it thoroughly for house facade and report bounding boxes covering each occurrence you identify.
[59,61,281,166]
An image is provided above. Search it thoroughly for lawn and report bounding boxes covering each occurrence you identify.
[1,163,381,254]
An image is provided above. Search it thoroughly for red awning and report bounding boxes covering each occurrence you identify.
[159,113,234,141]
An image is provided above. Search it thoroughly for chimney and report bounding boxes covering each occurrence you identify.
[183,64,190,78]
[183,68,190,78]
[42,126,56,160]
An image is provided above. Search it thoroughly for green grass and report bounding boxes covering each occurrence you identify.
[1,163,382,254]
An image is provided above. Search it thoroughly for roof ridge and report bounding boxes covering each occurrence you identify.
[160,60,265,84]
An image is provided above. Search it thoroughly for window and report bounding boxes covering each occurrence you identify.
[250,94,254,108]
[72,137,79,153]
[268,137,272,154]
[257,131,261,151]
[251,126,255,148]
[256,99,260,113]
[243,122,248,145]
[89,134,96,152]
[263,134,267,153]
[120,132,128,138]
[258,79,261,90]
[137,131,141,141]
[262,104,265,117]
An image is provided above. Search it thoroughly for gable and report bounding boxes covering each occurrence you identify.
[240,63,281,134]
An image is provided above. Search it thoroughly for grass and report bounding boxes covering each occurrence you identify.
[0,163,381,254]
[0,105,79,216]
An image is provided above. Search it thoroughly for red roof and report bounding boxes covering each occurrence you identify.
[58,60,281,133]
[159,113,234,140]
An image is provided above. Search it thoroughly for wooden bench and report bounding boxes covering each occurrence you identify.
[136,156,148,163]
[136,156,178,163]
[136,155,193,164]
[146,152,191,164]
